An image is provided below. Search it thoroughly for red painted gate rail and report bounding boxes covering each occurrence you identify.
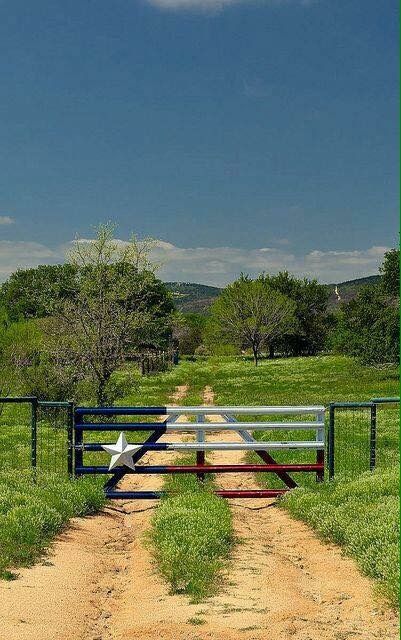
[73,405,325,499]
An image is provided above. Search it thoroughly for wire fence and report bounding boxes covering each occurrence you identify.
[0,397,34,471]
[0,398,73,477]
[328,398,400,479]
[0,395,399,483]
[36,401,73,476]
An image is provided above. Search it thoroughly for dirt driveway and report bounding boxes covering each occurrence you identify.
[0,386,398,640]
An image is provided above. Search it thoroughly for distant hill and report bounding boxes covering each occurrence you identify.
[165,275,382,314]
[165,282,222,314]
[326,275,381,309]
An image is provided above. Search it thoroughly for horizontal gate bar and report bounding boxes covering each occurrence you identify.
[105,489,288,499]
[165,421,323,430]
[215,489,288,498]
[75,422,167,431]
[76,463,325,474]
[75,405,325,416]
[80,441,324,451]
[165,406,325,415]
[75,421,323,432]
[75,406,167,416]
[0,396,37,404]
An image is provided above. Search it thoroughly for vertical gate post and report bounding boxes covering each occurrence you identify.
[31,397,38,478]
[74,408,83,477]
[328,403,335,480]
[369,403,377,472]
[196,414,205,482]
[316,410,325,482]
[67,401,74,478]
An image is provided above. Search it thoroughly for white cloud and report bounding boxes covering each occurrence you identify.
[145,0,314,12]
[0,238,389,286]
[152,242,388,285]
[0,216,15,225]
[0,241,59,279]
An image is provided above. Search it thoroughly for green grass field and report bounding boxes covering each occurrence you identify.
[165,355,399,606]
[0,354,399,606]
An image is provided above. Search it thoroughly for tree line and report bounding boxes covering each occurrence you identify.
[0,224,398,406]
[173,249,399,367]
[0,225,175,405]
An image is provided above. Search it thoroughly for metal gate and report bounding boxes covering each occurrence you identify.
[73,404,325,499]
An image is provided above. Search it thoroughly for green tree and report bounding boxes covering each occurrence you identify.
[261,271,330,357]
[380,248,400,296]
[0,318,79,400]
[208,276,296,366]
[172,313,206,355]
[0,264,78,321]
[330,284,399,366]
[54,224,174,405]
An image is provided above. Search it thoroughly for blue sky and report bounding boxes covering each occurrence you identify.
[0,0,398,285]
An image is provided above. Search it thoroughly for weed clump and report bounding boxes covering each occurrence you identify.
[150,483,233,601]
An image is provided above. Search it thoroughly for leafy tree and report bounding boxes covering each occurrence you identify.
[380,248,400,296]
[208,276,296,365]
[330,248,400,366]
[330,285,399,365]
[172,313,206,355]
[0,264,78,321]
[260,272,330,357]
[0,319,79,400]
[54,224,174,405]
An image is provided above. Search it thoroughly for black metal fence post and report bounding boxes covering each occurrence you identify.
[67,401,74,478]
[328,403,335,480]
[369,403,377,471]
[31,398,38,478]
[74,408,83,477]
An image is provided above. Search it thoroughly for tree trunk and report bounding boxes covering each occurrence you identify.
[269,344,274,359]
[96,375,110,406]
[252,345,259,366]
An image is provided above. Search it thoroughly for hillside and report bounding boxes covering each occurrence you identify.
[326,274,381,309]
[165,282,222,314]
[166,275,381,314]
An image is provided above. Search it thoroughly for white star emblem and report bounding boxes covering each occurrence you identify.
[101,432,142,471]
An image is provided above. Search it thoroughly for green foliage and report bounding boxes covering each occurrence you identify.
[207,275,296,365]
[282,468,400,606]
[0,225,175,405]
[261,271,330,356]
[0,318,83,400]
[330,285,399,365]
[380,248,400,296]
[151,484,233,601]
[172,312,207,355]
[57,225,175,405]
[329,249,400,366]
[0,264,78,321]
[0,471,104,578]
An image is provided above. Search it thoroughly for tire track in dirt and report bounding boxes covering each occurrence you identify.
[0,384,398,640]
[195,386,399,640]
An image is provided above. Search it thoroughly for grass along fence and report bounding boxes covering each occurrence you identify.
[0,356,398,602]
[0,397,74,476]
[3,393,396,488]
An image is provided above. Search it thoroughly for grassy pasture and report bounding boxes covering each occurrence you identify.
[0,354,398,606]
[170,355,399,606]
